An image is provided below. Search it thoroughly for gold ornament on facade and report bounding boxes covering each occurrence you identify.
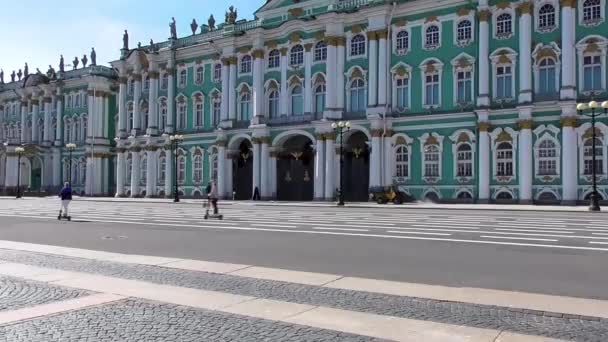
[260,136,272,144]
[457,57,471,68]
[148,71,160,79]
[395,66,409,77]
[584,127,603,139]
[385,129,395,138]
[325,132,337,140]
[237,46,250,54]
[280,47,289,56]
[498,53,511,64]
[457,8,471,16]
[371,129,383,138]
[252,49,265,59]
[376,30,388,40]
[288,8,304,17]
[289,32,302,43]
[425,136,439,145]
[424,62,436,73]
[561,117,578,127]
[266,40,278,49]
[314,31,325,40]
[351,25,363,34]
[537,48,557,59]
[30,99,39,106]
[268,80,279,90]
[517,2,533,15]
[394,19,407,27]
[351,68,363,79]
[211,53,220,61]
[584,42,600,53]
[336,37,346,46]
[304,43,313,52]
[457,132,470,143]
[352,147,363,159]
[251,137,261,144]
[518,119,534,130]
[560,0,576,8]
[216,139,227,147]
[291,151,303,160]
[425,15,438,23]
[497,131,512,142]
[497,0,511,9]
[478,10,491,22]
[366,31,378,40]
[315,133,325,141]
[395,136,407,145]
[289,77,301,88]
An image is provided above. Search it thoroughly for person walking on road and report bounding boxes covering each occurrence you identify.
[59,182,73,218]
[208,181,219,215]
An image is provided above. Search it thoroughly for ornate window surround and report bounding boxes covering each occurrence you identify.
[287,76,304,116]
[490,48,518,102]
[449,129,476,183]
[492,6,516,40]
[267,49,281,70]
[191,147,204,185]
[239,54,253,75]
[535,0,559,33]
[579,0,606,27]
[490,127,519,183]
[391,133,414,183]
[191,91,205,128]
[177,67,188,89]
[533,124,561,182]
[450,53,476,107]
[344,66,368,113]
[418,132,444,183]
[391,26,411,56]
[576,35,608,96]
[531,43,561,97]
[577,121,608,182]
[421,20,442,51]
[194,65,205,85]
[264,79,280,118]
[419,58,443,109]
[346,31,368,61]
[237,83,252,121]
[313,41,327,64]
[390,62,412,112]
[453,13,475,47]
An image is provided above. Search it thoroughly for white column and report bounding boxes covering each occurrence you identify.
[252,51,265,121]
[370,132,381,187]
[561,107,578,203]
[228,61,237,121]
[217,144,227,198]
[518,3,533,103]
[377,31,388,107]
[280,49,288,116]
[146,150,157,197]
[31,100,39,143]
[133,77,142,134]
[477,11,490,106]
[55,96,63,145]
[148,73,159,134]
[166,70,175,133]
[5,154,17,187]
[560,2,577,100]
[226,154,233,199]
[325,40,338,114]
[115,150,126,196]
[164,148,173,197]
[52,148,61,186]
[518,120,533,203]
[130,150,140,197]
[96,95,104,137]
[478,123,491,201]
[304,44,313,114]
[87,94,94,138]
[337,40,346,110]
[20,102,27,143]
[314,137,326,200]
[104,97,109,138]
[118,78,127,136]
[260,140,270,199]
[43,98,51,144]
[368,32,378,108]
[324,135,336,200]
[252,141,261,198]
[270,153,277,199]
[383,134,393,186]
[221,60,230,122]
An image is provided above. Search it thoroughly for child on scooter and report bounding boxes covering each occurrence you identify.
[59,182,73,217]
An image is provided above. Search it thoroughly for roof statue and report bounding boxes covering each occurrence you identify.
[73,57,79,70]
[47,65,56,80]
[208,15,216,31]
[190,19,198,35]
[138,42,142,49]
[123,30,129,50]
[17,69,22,81]
[59,55,65,73]
[10,71,15,82]
[81,54,88,68]
[24,63,29,77]
[0,69,3,84]
[91,48,97,66]
[170,17,177,39]
[226,6,237,24]
[36,68,42,75]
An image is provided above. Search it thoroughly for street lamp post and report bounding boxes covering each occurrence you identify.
[66,143,77,187]
[577,100,608,211]
[15,146,25,199]
[331,121,351,206]
[163,134,184,202]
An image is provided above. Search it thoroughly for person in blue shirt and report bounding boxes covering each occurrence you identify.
[59,182,73,217]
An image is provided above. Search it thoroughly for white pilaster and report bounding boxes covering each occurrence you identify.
[217,144,227,198]
[130,150,141,197]
[377,32,388,107]
[337,42,345,110]
[52,148,61,186]
[96,95,104,137]
[132,77,142,134]
[370,133,382,188]
[518,108,533,203]
[561,105,578,203]
[166,70,175,133]
[31,100,39,143]
[252,141,261,198]
[477,11,490,106]
[280,49,288,116]
[383,135,393,186]
[226,155,233,199]
[116,150,126,196]
[518,4,533,103]
[260,141,270,199]
[221,60,230,122]
[560,2,577,99]
[228,62,237,121]
[55,96,63,145]
[146,150,157,197]
[20,102,27,143]
[43,98,51,144]
[368,34,378,108]
[164,148,173,197]
[478,124,491,201]
[252,51,265,121]
[148,73,159,135]
[5,154,17,187]
[270,154,277,199]
[304,44,313,115]
[324,136,336,200]
[325,41,338,115]
[314,137,326,200]
[118,78,127,137]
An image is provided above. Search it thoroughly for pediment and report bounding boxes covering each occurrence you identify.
[255,0,327,19]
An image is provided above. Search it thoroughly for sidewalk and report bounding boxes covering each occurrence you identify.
[1,240,603,341]
[1,195,605,213]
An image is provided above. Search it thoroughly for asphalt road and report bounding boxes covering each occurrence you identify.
[0,198,607,300]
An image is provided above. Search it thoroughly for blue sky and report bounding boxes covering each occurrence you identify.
[0,0,265,78]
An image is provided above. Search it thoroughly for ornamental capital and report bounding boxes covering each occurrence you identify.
[366,31,378,40]
[384,129,395,137]
[324,132,337,141]
[260,136,272,144]
[315,133,325,141]
[517,119,534,130]
[148,71,160,79]
[561,0,576,7]
[304,43,314,52]
[118,77,128,84]
[43,97,52,103]
[130,146,142,152]
[517,2,533,15]
[216,139,227,147]
[478,10,491,22]
[116,147,128,153]
[145,145,159,152]
[30,99,39,106]
[252,49,265,59]
[561,117,579,127]
[376,30,388,40]
[478,122,491,132]
[280,47,289,56]
[371,129,383,138]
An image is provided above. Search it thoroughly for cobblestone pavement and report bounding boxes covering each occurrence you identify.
[0,275,90,312]
[0,298,385,342]
[1,249,606,341]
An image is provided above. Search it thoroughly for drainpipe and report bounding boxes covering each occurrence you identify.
[381,2,397,188]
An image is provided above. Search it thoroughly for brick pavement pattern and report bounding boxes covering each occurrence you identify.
[0,299,385,342]
[0,275,90,312]
[1,249,606,341]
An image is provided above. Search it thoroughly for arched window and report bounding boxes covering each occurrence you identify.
[496,142,514,176]
[537,139,558,175]
[161,73,169,90]
[350,34,366,56]
[193,154,203,184]
[177,100,187,130]
[456,69,472,104]
[78,161,86,185]
[456,144,473,177]
[290,45,304,66]
[213,63,222,82]
[395,145,409,178]
[314,84,326,114]
[140,155,147,185]
[496,191,513,200]
[212,93,221,126]
[457,191,473,199]
[538,4,556,30]
[64,120,71,143]
[496,64,513,99]
[128,80,135,95]
[195,66,204,84]
[74,120,81,142]
[82,117,87,141]
[177,155,186,184]
[584,137,604,175]
[583,0,602,23]
[143,75,150,91]
[583,53,602,91]
[141,103,149,130]
[424,71,440,106]
[425,25,440,49]
[211,154,218,182]
[194,97,203,128]
[349,79,366,112]
[424,145,440,177]
[396,31,409,53]
[240,55,252,74]
[538,58,557,95]
[456,20,472,43]
[396,77,409,109]
[159,99,167,132]
[496,13,513,37]
[239,90,252,121]
[179,70,187,87]
[268,49,280,68]
[75,94,81,107]
[290,85,304,115]
[314,42,327,61]
[268,90,279,117]
[158,156,166,185]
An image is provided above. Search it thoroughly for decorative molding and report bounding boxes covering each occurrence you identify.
[478,122,491,132]
[518,119,534,130]
[561,117,578,127]
[517,2,534,15]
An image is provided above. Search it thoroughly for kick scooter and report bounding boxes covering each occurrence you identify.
[203,199,223,220]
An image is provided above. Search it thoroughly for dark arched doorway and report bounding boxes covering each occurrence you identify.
[277,135,314,201]
[343,131,369,202]
[233,140,253,200]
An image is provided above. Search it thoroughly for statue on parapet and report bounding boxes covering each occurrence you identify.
[208,14,216,31]
[11,70,15,82]
[17,69,22,81]
[59,55,65,73]
[24,63,29,77]
[190,19,198,35]
[36,68,43,75]
[123,30,129,50]
[90,48,97,66]
[81,54,88,68]
[225,6,238,24]
[149,39,156,52]
[73,57,79,70]
[0,69,3,84]
[138,42,142,49]
[47,65,56,79]
[170,17,177,39]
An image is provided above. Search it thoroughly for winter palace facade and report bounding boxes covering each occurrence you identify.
[1,0,608,204]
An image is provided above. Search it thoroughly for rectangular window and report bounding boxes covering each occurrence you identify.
[178,104,186,129]
[424,74,440,106]
[496,66,513,99]
[213,100,221,126]
[456,71,472,104]
[583,55,602,91]
[195,102,203,127]
[396,78,409,109]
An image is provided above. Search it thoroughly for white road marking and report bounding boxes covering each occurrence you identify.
[494,228,575,234]
[589,241,608,245]
[386,231,452,236]
[480,236,558,242]
[313,227,369,232]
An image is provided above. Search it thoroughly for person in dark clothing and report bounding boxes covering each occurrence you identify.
[59,182,73,217]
